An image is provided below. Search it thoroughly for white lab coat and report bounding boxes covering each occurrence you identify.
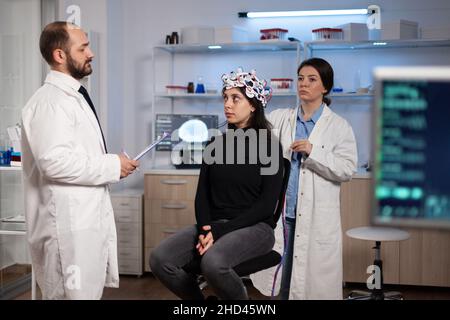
[21,71,121,299]
[251,105,357,300]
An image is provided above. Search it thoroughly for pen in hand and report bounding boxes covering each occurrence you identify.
[121,149,140,173]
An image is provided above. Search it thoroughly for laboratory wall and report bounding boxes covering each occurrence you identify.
[53,0,450,189]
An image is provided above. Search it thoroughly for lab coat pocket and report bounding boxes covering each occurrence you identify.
[68,192,101,231]
[313,206,340,246]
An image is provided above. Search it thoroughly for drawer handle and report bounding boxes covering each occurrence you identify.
[120,253,132,256]
[163,229,178,235]
[120,203,130,206]
[161,179,188,185]
[162,204,187,210]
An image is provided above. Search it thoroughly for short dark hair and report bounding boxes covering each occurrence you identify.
[39,21,73,66]
[297,58,334,106]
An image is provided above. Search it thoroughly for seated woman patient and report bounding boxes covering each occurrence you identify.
[150,68,284,300]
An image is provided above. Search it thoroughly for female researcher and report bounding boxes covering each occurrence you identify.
[251,58,358,300]
[150,68,284,300]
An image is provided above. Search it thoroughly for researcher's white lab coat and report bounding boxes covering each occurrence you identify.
[21,71,121,299]
[250,105,357,300]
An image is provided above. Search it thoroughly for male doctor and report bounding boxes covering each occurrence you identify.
[21,21,139,299]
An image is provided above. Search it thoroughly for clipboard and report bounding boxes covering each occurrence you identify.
[130,132,170,161]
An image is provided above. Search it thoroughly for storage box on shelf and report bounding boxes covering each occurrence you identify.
[312,28,343,41]
[270,78,293,93]
[338,23,368,41]
[260,28,288,41]
[166,85,188,95]
[144,171,198,272]
[421,26,450,39]
[181,26,215,45]
[381,20,419,40]
[111,191,144,276]
[215,26,248,44]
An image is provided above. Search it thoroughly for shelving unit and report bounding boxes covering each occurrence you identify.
[304,39,450,57]
[154,91,297,99]
[304,38,450,99]
[0,167,34,300]
[150,40,303,165]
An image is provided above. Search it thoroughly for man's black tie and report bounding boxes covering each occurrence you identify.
[78,85,108,153]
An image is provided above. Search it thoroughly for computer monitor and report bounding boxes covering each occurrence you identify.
[154,114,219,151]
[371,66,450,229]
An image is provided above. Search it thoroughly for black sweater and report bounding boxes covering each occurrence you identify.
[195,129,284,240]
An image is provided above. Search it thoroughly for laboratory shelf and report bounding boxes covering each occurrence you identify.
[154,92,297,99]
[154,40,301,54]
[0,166,22,171]
[329,93,374,98]
[0,230,26,236]
[305,39,450,51]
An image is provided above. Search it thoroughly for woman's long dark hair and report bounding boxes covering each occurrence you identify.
[224,86,272,131]
[297,58,334,106]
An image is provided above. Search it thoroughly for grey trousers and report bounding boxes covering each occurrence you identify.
[150,221,275,300]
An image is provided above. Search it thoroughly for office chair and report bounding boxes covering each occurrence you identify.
[183,157,291,297]
[345,226,410,300]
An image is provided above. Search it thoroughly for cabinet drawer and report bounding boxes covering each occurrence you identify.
[117,228,140,248]
[114,209,141,223]
[145,200,195,225]
[118,258,141,274]
[145,223,191,247]
[145,175,198,200]
[118,246,141,260]
[112,196,141,211]
[116,222,141,236]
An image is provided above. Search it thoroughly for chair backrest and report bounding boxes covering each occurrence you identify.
[273,157,291,224]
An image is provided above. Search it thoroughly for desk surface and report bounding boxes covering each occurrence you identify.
[145,167,372,179]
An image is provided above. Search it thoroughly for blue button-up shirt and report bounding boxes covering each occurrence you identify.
[285,104,324,219]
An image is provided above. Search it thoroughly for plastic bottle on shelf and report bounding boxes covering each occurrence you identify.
[332,77,344,94]
[187,82,195,93]
[171,32,179,44]
[0,134,4,165]
[195,77,205,94]
[1,146,13,166]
